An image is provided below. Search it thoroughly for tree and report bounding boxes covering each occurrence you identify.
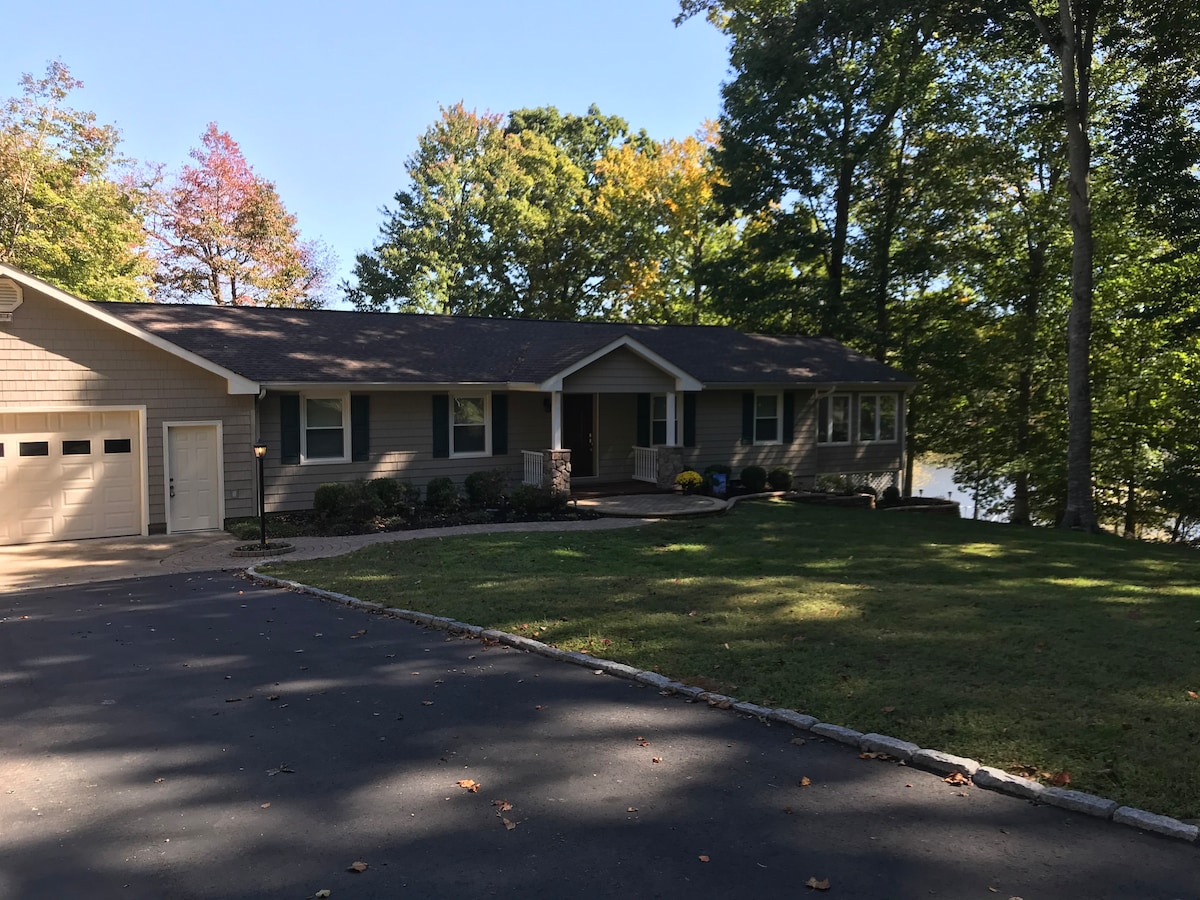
[0,61,150,301]
[594,123,735,323]
[349,104,734,321]
[151,123,329,307]
[682,0,1200,533]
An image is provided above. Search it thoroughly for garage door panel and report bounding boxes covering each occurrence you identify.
[1,411,143,545]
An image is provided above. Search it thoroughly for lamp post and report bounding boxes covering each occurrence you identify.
[253,441,267,548]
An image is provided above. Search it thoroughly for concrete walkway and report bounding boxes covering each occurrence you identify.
[0,517,657,593]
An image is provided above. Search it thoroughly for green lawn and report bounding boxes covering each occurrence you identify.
[264,500,1200,819]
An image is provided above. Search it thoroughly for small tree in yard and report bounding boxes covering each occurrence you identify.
[150,123,330,307]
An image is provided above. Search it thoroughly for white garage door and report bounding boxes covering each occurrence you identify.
[0,410,143,545]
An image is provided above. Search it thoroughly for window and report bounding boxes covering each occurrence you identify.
[818,395,851,444]
[451,394,489,456]
[62,440,91,455]
[19,441,49,457]
[754,393,781,444]
[104,439,132,454]
[859,395,898,442]
[651,394,668,445]
[303,395,348,462]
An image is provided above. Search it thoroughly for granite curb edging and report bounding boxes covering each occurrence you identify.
[245,566,1200,847]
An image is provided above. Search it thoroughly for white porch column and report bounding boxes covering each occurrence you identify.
[551,390,563,450]
[666,392,678,446]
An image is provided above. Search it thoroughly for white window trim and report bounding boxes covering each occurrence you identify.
[450,392,492,458]
[301,391,350,464]
[859,394,899,444]
[651,393,668,446]
[818,394,852,445]
[753,391,783,445]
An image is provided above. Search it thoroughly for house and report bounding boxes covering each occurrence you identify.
[0,263,916,546]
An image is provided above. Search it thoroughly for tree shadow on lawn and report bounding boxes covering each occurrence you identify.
[277,502,1200,817]
[0,574,1197,900]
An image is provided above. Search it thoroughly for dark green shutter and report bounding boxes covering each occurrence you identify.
[683,394,697,448]
[280,394,300,464]
[741,392,754,444]
[491,393,508,456]
[432,394,450,458]
[782,391,795,443]
[350,395,370,462]
[636,393,651,447]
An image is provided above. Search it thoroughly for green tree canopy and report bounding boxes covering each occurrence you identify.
[0,61,151,301]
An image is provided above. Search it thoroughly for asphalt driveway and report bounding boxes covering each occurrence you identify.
[1,573,1197,900]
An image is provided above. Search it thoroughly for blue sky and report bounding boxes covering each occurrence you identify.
[3,1,731,295]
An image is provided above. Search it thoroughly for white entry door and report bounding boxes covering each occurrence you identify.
[167,424,222,533]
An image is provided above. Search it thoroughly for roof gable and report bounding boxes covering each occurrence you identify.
[539,335,703,391]
[0,264,260,395]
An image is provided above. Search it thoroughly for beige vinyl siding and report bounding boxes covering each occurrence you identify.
[0,284,255,531]
[681,389,818,479]
[562,348,676,393]
[260,390,553,511]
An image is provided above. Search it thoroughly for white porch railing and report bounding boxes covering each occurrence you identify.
[633,446,658,483]
[523,450,545,486]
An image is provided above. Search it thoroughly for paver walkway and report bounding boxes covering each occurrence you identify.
[0,491,727,593]
[0,517,655,593]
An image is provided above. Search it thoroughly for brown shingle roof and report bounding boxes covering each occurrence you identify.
[92,303,913,387]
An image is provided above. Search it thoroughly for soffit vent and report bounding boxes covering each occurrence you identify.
[0,278,22,322]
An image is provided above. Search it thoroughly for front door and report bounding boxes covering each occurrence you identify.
[562,394,595,478]
[167,424,221,532]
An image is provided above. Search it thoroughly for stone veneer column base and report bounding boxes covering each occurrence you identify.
[543,449,572,495]
[656,446,684,490]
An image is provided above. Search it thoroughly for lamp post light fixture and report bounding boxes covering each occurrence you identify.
[253,441,268,548]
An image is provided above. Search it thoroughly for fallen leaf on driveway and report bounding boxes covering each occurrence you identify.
[943,772,970,786]
[456,779,481,793]
[805,876,831,890]
[800,777,812,787]
[790,737,807,746]
[315,891,331,899]
[421,701,434,706]
[266,764,295,776]
[627,806,638,812]
[154,778,165,784]
[502,817,516,830]
[698,855,710,862]
[651,757,662,764]
[858,752,892,761]
[492,799,512,812]
[347,860,368,873]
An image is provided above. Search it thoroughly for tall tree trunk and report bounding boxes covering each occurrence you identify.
[870,136,905,363]
[1047,0,1099,531]
[825,106,855,337]
[1011,240,1043,527]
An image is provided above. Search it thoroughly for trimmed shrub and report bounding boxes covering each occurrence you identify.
[509,484,567,516]
[314,481,380,526]
[425,477,459,512]
[365,478,398,514]
[314,482,356,522]
[464,468,508,508]
[881,485,901,505]
[741,465,769,493]
[767,466,794,490]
